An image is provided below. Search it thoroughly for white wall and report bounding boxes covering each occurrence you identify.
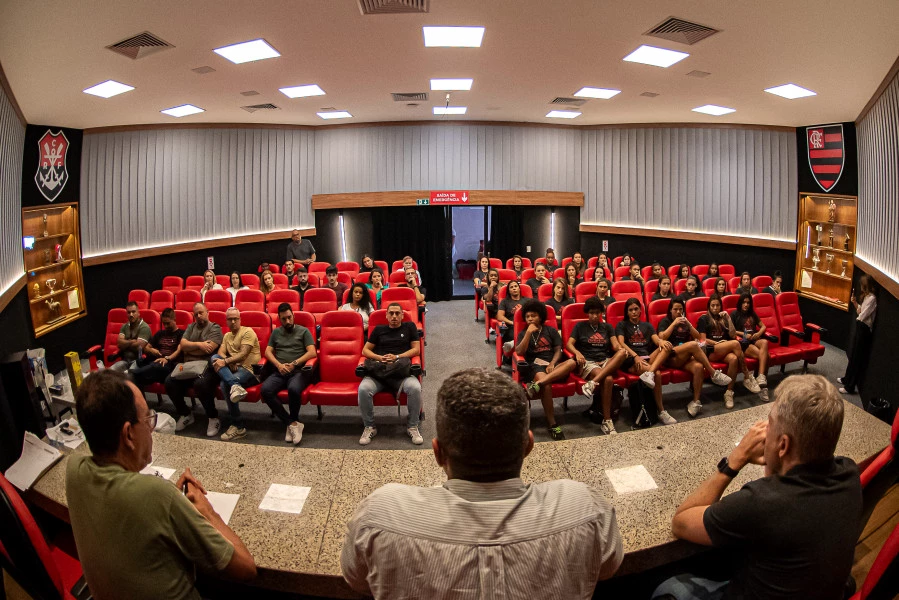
[0,84,25,295]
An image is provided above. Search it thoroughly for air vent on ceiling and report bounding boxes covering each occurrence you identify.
[686,70,711,78]
[640,91,660,98]
[241,90,260,97]
[392,92,429,102]
[241,103,279,113]
[358,0,429,14]
[645,17,719,45]
[191,66,216,75]
[550,97,587,106]
[107,31,174,60]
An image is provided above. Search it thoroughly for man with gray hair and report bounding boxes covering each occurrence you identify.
[341,367,622,598]
[656,374,861,600]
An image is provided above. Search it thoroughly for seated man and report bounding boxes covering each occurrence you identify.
[286,228,316,265]
[111,301,151,372]
[655,374,861,600]
[357,303,422,446]
[164,302,224,436]
[283,259,297,285]
[212,308,261,442]
[398,255,422,286]
[395,267,426,304]
[342,367,622,598]
[525,262,551,297]
[131,308,183,391]
[292,265,313,305]
[67,370,256,600]
[261,303,317,445]
[324,265,349,303]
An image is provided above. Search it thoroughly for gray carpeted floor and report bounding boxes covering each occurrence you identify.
[157,299,858,449]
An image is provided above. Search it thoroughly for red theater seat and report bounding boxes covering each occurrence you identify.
[510,306,576,407]
[304,311,364,409]
[611,281,642,305]
[266,289,300,317]
[718,264,736,280]
[750,293,805,369]
[174,309,192,329]
[161,276,183,293]
[235,289,265,312]
[203,289,232,312]
[184,275,205,291]
[774,292,826,367]
[241,273,260,290]
[149,290,174,312]
[175,289,201,312]
[337,261,360,277]
[127,289,150,309]
[140,309,160,334]
[308,261,330,275]
[575,281,598,303]
[302,288,338,325]
[752,275,773,290]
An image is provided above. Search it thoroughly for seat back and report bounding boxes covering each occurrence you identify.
[302,288,338,323]
[718,264,736,280]
[611,280,641,300]
[342,287,378,307]
[203,289,233,312]
[722,294,740,312]
[667,265,681,279]
[537,283,555,302]
[673,279,688,296]
[127,289,150,309]
[644,278,659,306]
[496,269,516,284]
[318,311,364,382]
[140,309,161,334]
[612,256,624,270]
[505,257,532,269]
[752,275,773,290]
[215,275,230,288]
[751,292,780,337]
[368,309,415,329]
[561,303,587,341]
[685,297,710,327]
[702,277,719,296]
[235,289,265,312]
[728,276,742,293]
[575,281,597,303]
[605,301,627,328]
[337,261,360,276]
[773,291,805,334]
[692,265,709,279]
[561,256,573,267]
[208,310,228,330]
[265,263,279,274]
[161,276,183,293]
[149,290,174,312]
[388,271,407,286]
[308,261,330,274]
[174,310,193,329]
[641,265,654,280]
[240,311,272,351]
[307,273,321,288]
[552,268,566,280]
[335,272,353,286]
[855,519,899,600]
[103,308,129,362]
[355,272,371,284]
[175,289,201,311]
[648,299,670,329]
[614,266,630,281]
[587,256,598,268]
[184,275,205,291]
[373,260,389,273]
[381,287,420,321]
[274,273,292,289]
[241,273,260,290]
[488,258,502,269]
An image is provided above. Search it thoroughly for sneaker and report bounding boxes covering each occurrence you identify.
[711,370,732,387]
[525,381,541,399]
[548,425,565,441]
[407,426,423,445]
[756,374,767,387]
[759,388,770,402]
[836,377,844,385]
[229,384,248,403]
[175,414,195,431]
[600,419,617,435]
[839,387,854,395]
[288,422,304,445]
[206,418,221,437]
[639,371,656,389]
[658,410,677,425]
[220,425,246,441]
[359,426,377,446]
[687,400,702,417]
[489,327,496,336]
[724,390,735,409]
[742,375,761,394]
[581,380,596,399]
[581,408,604,424]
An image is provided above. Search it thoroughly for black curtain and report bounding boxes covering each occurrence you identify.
[488,205,525,260]
[371,206,454,301]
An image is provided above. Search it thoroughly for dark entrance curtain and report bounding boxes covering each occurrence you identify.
[488,205,525,261]
[371,206,454,301]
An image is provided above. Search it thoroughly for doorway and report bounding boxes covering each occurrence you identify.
[450,206,490,298]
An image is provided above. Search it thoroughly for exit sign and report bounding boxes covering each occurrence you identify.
[429,190,470,205]
[416,198,429,205]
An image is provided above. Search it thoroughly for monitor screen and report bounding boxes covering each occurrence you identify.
[23,236,35,250]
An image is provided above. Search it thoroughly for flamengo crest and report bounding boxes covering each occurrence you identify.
[35,130,69,202]
[805,124,844,193]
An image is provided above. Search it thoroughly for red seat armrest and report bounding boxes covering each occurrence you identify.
[86,345,103,371]
[301,357,317,373]
[806,322,826,343]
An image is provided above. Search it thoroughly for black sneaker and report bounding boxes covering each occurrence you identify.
[581,408,604,425]
[548,425,565,441]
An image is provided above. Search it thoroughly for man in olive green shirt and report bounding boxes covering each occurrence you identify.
[111,301,151,372]
[66,370,256,600]
[212,307,261,442]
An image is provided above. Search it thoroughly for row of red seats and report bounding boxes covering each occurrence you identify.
[479,256,739,283]
[262,259,415,276]
[159,267,414,296]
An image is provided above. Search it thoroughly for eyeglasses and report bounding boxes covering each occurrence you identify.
[141,409,158,430]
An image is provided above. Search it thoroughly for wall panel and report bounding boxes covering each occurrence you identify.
[0,82,24,296]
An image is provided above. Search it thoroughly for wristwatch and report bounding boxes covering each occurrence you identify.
[717,456,741,478]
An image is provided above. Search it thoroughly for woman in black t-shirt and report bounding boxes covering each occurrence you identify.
[621,262,646,289]
[735,272,759,295]
[497,280,524,352]
[657,297,733,417]
[510,255,526,281]
[359,254,375,274]
[730,293,771,395]
[571,251,588,278]
[678,275,704,301]
[473,256,491,289]
[480,268,501,319]
[713,277,729,298]
[652,276,674,302]
[676,263,691,282]
[564,263,582,289]
[595,278,616,307]
[704,262,720,282]
[545,278,573,328]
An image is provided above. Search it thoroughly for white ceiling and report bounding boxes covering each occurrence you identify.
[1,0,897,129]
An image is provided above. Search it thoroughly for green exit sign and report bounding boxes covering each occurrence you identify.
[416,198,429,205]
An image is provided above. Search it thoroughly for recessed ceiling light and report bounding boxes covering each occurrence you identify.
[623,44,689,68]
[317,111,353,120]
[430,78,473,91]
[692,104,735,116]
[82,80,134,98]
[160,104,205,118]
[434,106,467,115]
[765,83,817,99]
[546,110,581,119]
[213,39,280,64]
[422,26,485,47]
[573,87,621,99]
[279,84,326,98]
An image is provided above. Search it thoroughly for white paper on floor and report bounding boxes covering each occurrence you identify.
[258,483,312,514]
[605,465,658,495]
[139,465,177,480]
[206,492,240,524]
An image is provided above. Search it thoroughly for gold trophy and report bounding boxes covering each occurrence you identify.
[828,199,836,222]
[812,248,821,270]
[32,283,41,298]
[815,224,823,246]
[825,253,834,274]
[42,213,49,237]
[844,232,851,251]
[840,260,848,278]
[828,227,834,248]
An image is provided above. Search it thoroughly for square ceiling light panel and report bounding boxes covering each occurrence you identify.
[692,104,735,116]
[623,45,689,68]
[161,104,205,117]
[279,84,326,98]
[546,110,581,119]
[430,78,473,91]
[83,80,134,98]
[434,106,467,115]
[214,39,280,64]
[574,87,621,99]
[317,111,353,119]
[764,83,817,99]
[423,26,485,47]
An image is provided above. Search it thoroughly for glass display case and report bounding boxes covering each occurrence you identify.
[794,193,857,311]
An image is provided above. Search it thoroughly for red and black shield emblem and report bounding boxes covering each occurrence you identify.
[34,130,69,202]
[806,124,844,193]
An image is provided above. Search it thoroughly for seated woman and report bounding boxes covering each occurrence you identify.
[735,271,759,295]
[545,277,573,327]
[566,297,630,431]
[650,262,664,280]
[657,297,733,417]
[675,263,692,282]
[514,300,576,441]
[570,251,588,278]
[563,263,582,289]
[596,253,610,278]
[614,298,677,430]
[225,271,248,301]
[340,282,374,329]
[479,268,501,319]
[497,280,525,355]
[730,293,771,401]
[652,275,674,301]
[366,268,389,307]
[619,253,633,268]
[763,271,783,297]
[200,269,223,301]
[510,254,526,280]
[595,278,616,307]
[678,275,704,301]
[359,254,375,274]
[713,277,730,298]
[704,262,720,282]
[259,269,276,299]
[696,294,762,408]
[473,256,491,289]
[620,262,645,289]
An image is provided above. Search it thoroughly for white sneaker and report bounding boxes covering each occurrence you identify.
[581,380,596,399]
[687,400,702,417]
[658,410,677,425]
[359,426,377,445]
[407,427,423,445]
[220,425,246,441]
[600,419,617,435]
[229,384,248,403]
[756,374,767,387]
[724,390,735,409]
[742,374,761,393]
[639,370,656,389]
[711,370,732,386]
[175,414,195,431]
[206,418,221,437]
[759,388,770,402]
[489,327,496,336]
[288,422,304,445]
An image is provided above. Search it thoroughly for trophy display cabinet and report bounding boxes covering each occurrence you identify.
[21,203,87,336]
[794,193,857,311]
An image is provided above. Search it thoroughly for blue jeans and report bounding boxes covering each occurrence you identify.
[652,574,729,600]
[357,376,421,428]
[260,369,309,425]
[213,355,256,428]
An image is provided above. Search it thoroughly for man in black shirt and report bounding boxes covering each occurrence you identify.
[292,266,313,304]
[131,308,183,391]
[657,375,861,600]
[525,263,551,297]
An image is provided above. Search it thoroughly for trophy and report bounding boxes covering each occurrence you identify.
[46,278,57,294]
[54,243,64,262]
[828,227,835,248]
[828,199,836,222]
[43,249,52,266]
[840,260,848,277]
[61,278,67,289]
[825,253,834,274]
[45,297,62,322]
[42,213,49,237]
[815,224,823,246]
[32,283,40,298]
[844,232,851,251]
[812,248,821,270]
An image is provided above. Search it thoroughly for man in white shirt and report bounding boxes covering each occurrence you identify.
[341,367,623,599]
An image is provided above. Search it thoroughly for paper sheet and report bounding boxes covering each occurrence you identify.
[800,269,812,288]
[139,465,177,480]
[605,465,658,495]
[258,484,311,515]
[67,288,80,309]
[206,491,240,525]
[46,418,85,449]
[5,432,62,491]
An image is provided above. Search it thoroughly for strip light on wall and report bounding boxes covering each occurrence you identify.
[579,222,794,244]
[550,208,555,251]
[339,211,348,263]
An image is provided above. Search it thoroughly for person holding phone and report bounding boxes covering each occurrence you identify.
[839,274,878,394]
